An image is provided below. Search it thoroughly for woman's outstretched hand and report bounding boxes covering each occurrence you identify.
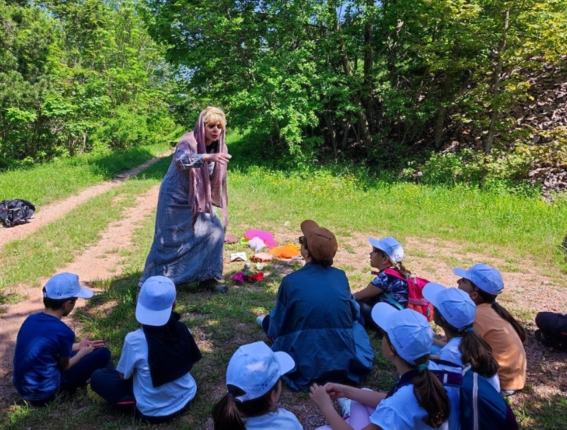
[204,153,232,165]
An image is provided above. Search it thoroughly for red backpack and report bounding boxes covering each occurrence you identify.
[380,269,434,321]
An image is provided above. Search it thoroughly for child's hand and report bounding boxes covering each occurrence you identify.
[79,333,105,349]
[309,383,333,410]
[78,345,94,357]
[324,382,348,400]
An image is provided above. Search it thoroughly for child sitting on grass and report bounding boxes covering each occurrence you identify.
[212,341,303,429]
[423,282,500,392]
[353,236,409,326]
[454,263,527,395]
[12,273,111,406]
[90,276,200,423]
[310,304,452,430]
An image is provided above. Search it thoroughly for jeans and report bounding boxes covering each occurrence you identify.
[90,368,190,424]
[28,347,111,407]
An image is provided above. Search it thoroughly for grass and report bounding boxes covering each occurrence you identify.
[2,130,567,429]
[0,141,172,208]
[0,156,172,291]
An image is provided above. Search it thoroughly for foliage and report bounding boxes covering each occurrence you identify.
[0,0,177,166]
[143,0,567,174]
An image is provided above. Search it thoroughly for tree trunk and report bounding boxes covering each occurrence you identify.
[328,2,373,149]
[484,8,510,155]
[363,0,374,113]
[324,110,337,158]
[434,73,454,149]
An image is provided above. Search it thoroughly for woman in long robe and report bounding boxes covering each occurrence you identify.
[139,107,231,293]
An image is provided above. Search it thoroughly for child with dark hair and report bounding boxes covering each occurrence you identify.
[12,273,111,406]
[423,283,500,392]
[455,263,527,395]
[310,305,453,430]
[354,236,410,326]
[90,276,200,423]
[212,341,302,429]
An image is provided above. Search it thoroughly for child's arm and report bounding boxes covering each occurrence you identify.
[310,384,382,430]
[353,282,383,301]
[432,338,447,347]
[59,346,94,371]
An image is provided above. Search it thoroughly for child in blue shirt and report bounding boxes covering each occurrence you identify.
[354,237,410,326]
[12,273,111,406]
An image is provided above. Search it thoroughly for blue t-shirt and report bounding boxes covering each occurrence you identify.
[13,312,75,400]
[369,270,409,308]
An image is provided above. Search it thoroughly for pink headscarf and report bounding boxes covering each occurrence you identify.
[178,109,229,230]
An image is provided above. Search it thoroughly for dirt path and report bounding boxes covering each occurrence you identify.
[0,150,172,250]
[0,184,160,403]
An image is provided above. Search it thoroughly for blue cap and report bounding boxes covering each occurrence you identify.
[371,304,433,365]
[44,273,93,299]
[369,236,404,263]
[423,283,476,330]
[136,276,176,326]
[453,263,504,296]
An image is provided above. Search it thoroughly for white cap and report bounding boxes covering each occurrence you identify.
[44,273,93,299]
[136,276,176,326]
[453,263,504,296]
[423,283,476,331]
[369,236,404,263]
[371,304,433,365]
[226,341,295,402]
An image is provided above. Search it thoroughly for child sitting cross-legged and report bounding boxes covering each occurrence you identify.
[90,276,201,423]
[423,282,501,393]
[353,236,410,327]
[12,273,111,406]
[212,341,303,429]
[454,263,527,396]
[310,304,452,430]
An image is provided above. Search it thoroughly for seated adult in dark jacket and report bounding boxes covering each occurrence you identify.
[259,220,374,391]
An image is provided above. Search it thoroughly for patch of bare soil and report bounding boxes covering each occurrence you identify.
[0,150,172,250]
[0,184,161,405]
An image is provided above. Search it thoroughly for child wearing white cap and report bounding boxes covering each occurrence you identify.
[310,304,451,430]
[423,282,500,393]
[211,341,302,429]
[354,236,410,326]
[12,273,111,406]
[454,263,527,394]
[90,276,200,423]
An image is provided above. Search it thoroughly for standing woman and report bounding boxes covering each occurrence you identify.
[139,107,231,294]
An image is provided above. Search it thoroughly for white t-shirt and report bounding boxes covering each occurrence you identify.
[116,329,197,417]
[370,362,450,430]
[243,408,303,430]
[439,337,501,392]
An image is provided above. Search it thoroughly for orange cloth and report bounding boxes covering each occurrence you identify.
[268,244,300,259]
[474,303,526,390]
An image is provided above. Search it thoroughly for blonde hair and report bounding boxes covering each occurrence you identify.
[203,107,227,129]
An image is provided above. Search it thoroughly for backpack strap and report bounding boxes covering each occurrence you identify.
[383,268,407,281]
[383,292,404,311]
[431,358,463,369]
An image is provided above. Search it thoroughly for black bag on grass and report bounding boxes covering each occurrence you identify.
[0,199,36,227]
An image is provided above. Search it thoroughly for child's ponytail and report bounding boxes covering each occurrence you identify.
[459,326,499,379]
[412,356,451,428]
[395,261,410,279]
[212,381,280,430]
[212,389,246,430]
[475,287,527,343]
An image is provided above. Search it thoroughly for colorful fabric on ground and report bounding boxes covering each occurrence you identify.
[244,229,277,247]
[269,244,300,259]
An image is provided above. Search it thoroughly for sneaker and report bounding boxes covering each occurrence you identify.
[336,397,351,418]
[256,316,265,327]
[199,279,228,293]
